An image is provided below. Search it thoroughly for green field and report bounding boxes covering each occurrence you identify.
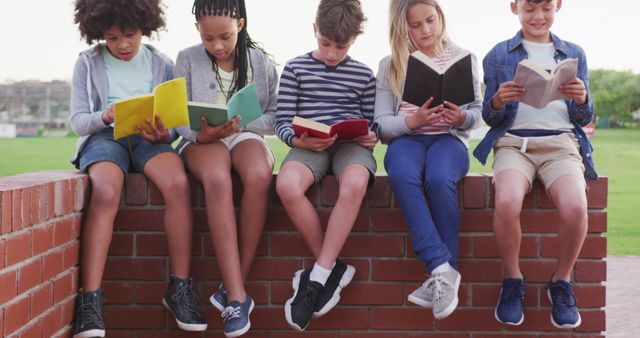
[0,129,638,255]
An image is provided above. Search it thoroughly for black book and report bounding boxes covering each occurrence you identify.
[402,50,475,107]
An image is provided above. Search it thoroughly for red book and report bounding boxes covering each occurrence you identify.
[292,116,369,140]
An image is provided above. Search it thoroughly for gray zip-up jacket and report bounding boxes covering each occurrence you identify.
[373,47,483,148]
[173,44,278,143]
[69,44,174,163]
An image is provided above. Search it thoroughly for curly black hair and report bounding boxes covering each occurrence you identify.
[74,0,166,44]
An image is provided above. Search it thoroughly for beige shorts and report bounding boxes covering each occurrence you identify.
[177,131,275,163]
[492,133,586,192]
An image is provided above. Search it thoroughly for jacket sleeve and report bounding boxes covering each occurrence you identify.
[456,52,483,131]
[69,55,109,137]
[373,57,412,140]
[173,50,199,143]
[245,55,278,135]
[481,48,508,127]
[567,47,595,126]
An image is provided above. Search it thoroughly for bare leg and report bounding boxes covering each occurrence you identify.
[144,152,193,278]
[81,162,125,291]
[231,140,274,280]
[276,161,322,258]
[548,175,588,281]
[316,165,369,269]
[493,170,530,279]
[184,143,244,302]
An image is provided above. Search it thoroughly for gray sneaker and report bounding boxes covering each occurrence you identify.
[407,279,435,308]
[430,269,461,319]
[210,283,227,312]
[222,295,254,337]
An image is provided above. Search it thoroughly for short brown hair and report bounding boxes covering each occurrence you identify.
[74,0,166,44]
[315,0,366,44]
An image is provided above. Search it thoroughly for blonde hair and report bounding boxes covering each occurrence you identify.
[387,0,449,100]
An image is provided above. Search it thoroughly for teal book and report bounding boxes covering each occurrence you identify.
[188,82,262,131]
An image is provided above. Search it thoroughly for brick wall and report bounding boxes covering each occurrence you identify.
[0,171,607,337]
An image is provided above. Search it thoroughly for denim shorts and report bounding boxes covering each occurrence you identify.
[76,127,176,173]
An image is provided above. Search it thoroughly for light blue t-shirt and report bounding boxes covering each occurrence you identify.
[103,45,153,106]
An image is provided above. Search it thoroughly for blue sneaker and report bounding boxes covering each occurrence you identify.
[221,295,254,338]
[210,283,227,312]
[547,280,582,329]
[495,278,525,326]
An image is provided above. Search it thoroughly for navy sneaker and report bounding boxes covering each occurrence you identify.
[162,275,208,331]
[312,260,355,318]
[284,269,323,331]
[210,283,227,312]
[73,289,105,338]
[222,295,255,337]
[547,280,582,329]
[495,278,525,326]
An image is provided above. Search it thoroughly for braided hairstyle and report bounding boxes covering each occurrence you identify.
[192,0,266,101]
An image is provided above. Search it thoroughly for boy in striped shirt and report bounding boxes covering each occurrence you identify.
[274,0,377,332]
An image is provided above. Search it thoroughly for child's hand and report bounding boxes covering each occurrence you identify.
[196,115,240,144]
[139,116,170,143]
[560,77,587,105]
[355,130,378,150]
[492,81,525,109]
[292,132,337,152]
[102,105,115,124]
[406,97,444,129]
[440,101,467,127]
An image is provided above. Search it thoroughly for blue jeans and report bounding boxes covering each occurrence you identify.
[384,134,469,273]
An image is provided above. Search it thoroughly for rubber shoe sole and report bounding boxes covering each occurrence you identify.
[494,287,524,326]
[162,298,208,331]
[224,300,255,338]
[284,270,308,331]
[73,329,105,338]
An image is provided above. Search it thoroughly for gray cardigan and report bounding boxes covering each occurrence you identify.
[69,44,174,163]
[173,44,278,143]
[373,47,483,148]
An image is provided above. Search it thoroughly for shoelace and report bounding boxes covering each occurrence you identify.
[425,275,450,302]
[78,301,102,328]
[171,283,200,315]
[221,306,241,321]
[549,283,576,306]
[500,283,525,304]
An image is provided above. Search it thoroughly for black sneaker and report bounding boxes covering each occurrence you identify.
[547,280,582,329]
[162,275,208,331]
[73,289,105,338]
[312,260,355,318]
[284,269,323,331]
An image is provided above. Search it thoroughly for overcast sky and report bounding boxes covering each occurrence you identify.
[0,0,636,82]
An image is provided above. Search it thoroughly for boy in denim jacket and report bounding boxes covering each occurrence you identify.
[473,0,595,329]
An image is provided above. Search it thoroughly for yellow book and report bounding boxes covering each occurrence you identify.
[114,77,190,139]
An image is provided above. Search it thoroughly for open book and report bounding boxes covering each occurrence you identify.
[402,50,475,107]
[292,116,369,140]
[114,77,189,139]
[514,58,578,109]
[188,83,262,131]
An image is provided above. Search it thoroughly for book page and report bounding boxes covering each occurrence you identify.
[226,83,262,128]
[514,58,577,109]
[292,116,331,138]
[114,95,154,139]
[154,77,190,129]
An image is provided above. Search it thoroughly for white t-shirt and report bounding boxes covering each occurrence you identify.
[215,65,253,104]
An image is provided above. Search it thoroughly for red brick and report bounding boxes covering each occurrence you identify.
[0,269,17,304]
[54,180,70,217]
[438,308,504,331]
[371,308,435,330]
[340,282,403,305]
[41,304,63,338]
[270,234,311,257]
[588,211,607,233]
[53,218,74,246]
[189,257,221,280]
[114,209,164,231]
[63,241,80,270]
[134,282,166,304]
[0,238,5,269]
[18,258,42,293]
[46,183,55,220]
[575,260,607,282]
[248,258,305,281]
[41,248,64,280]
[341,334,403,338]
[124,174,148,206]
[31,223,54,256]
[21,187,32,228]
[108,233,134,256]
[457,260,502,283]
[103,307,165,329]
[367,175,391,208]
[136,233,169,256]
[519,260,557,282]
[459,210,493,232]
[103,258,166,281]
[463,174,487,208]
[541,235,606,259]
[471,284,538,307]
[4,295,30,336]
[342,235,405,257]
[30,282,53,318]
[307,308,369,330]
[271,334,334,338]
[371,210,406,232]
[575,309,606,332]
[30,186,43,226]
[586,177,607,209]
[263,209,296,231]
[458,235,472,258]
[17,321,42,338]
[1,190,12,234]
[53,272,74,303]
[520,210,564,232]
[11,189,24,231]
[38,183,48,223]
[60,296,76,327]
[473,235,538,258]
[103,282,134,304]
[6,231,31,267]
[321,175,338,206]
[372,259,424,282]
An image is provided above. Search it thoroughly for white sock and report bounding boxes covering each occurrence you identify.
[309,262,333,286]
[431,262,452,275]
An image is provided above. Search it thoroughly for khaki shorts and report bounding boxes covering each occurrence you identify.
[492,133,586,192]
[282,141,377,188]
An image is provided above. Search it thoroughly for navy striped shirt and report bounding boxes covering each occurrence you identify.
[275,52,376,146]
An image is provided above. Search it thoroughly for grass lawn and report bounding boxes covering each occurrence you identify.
[0,129,637,255]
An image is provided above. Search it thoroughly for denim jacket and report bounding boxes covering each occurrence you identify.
[472,31,597,179]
